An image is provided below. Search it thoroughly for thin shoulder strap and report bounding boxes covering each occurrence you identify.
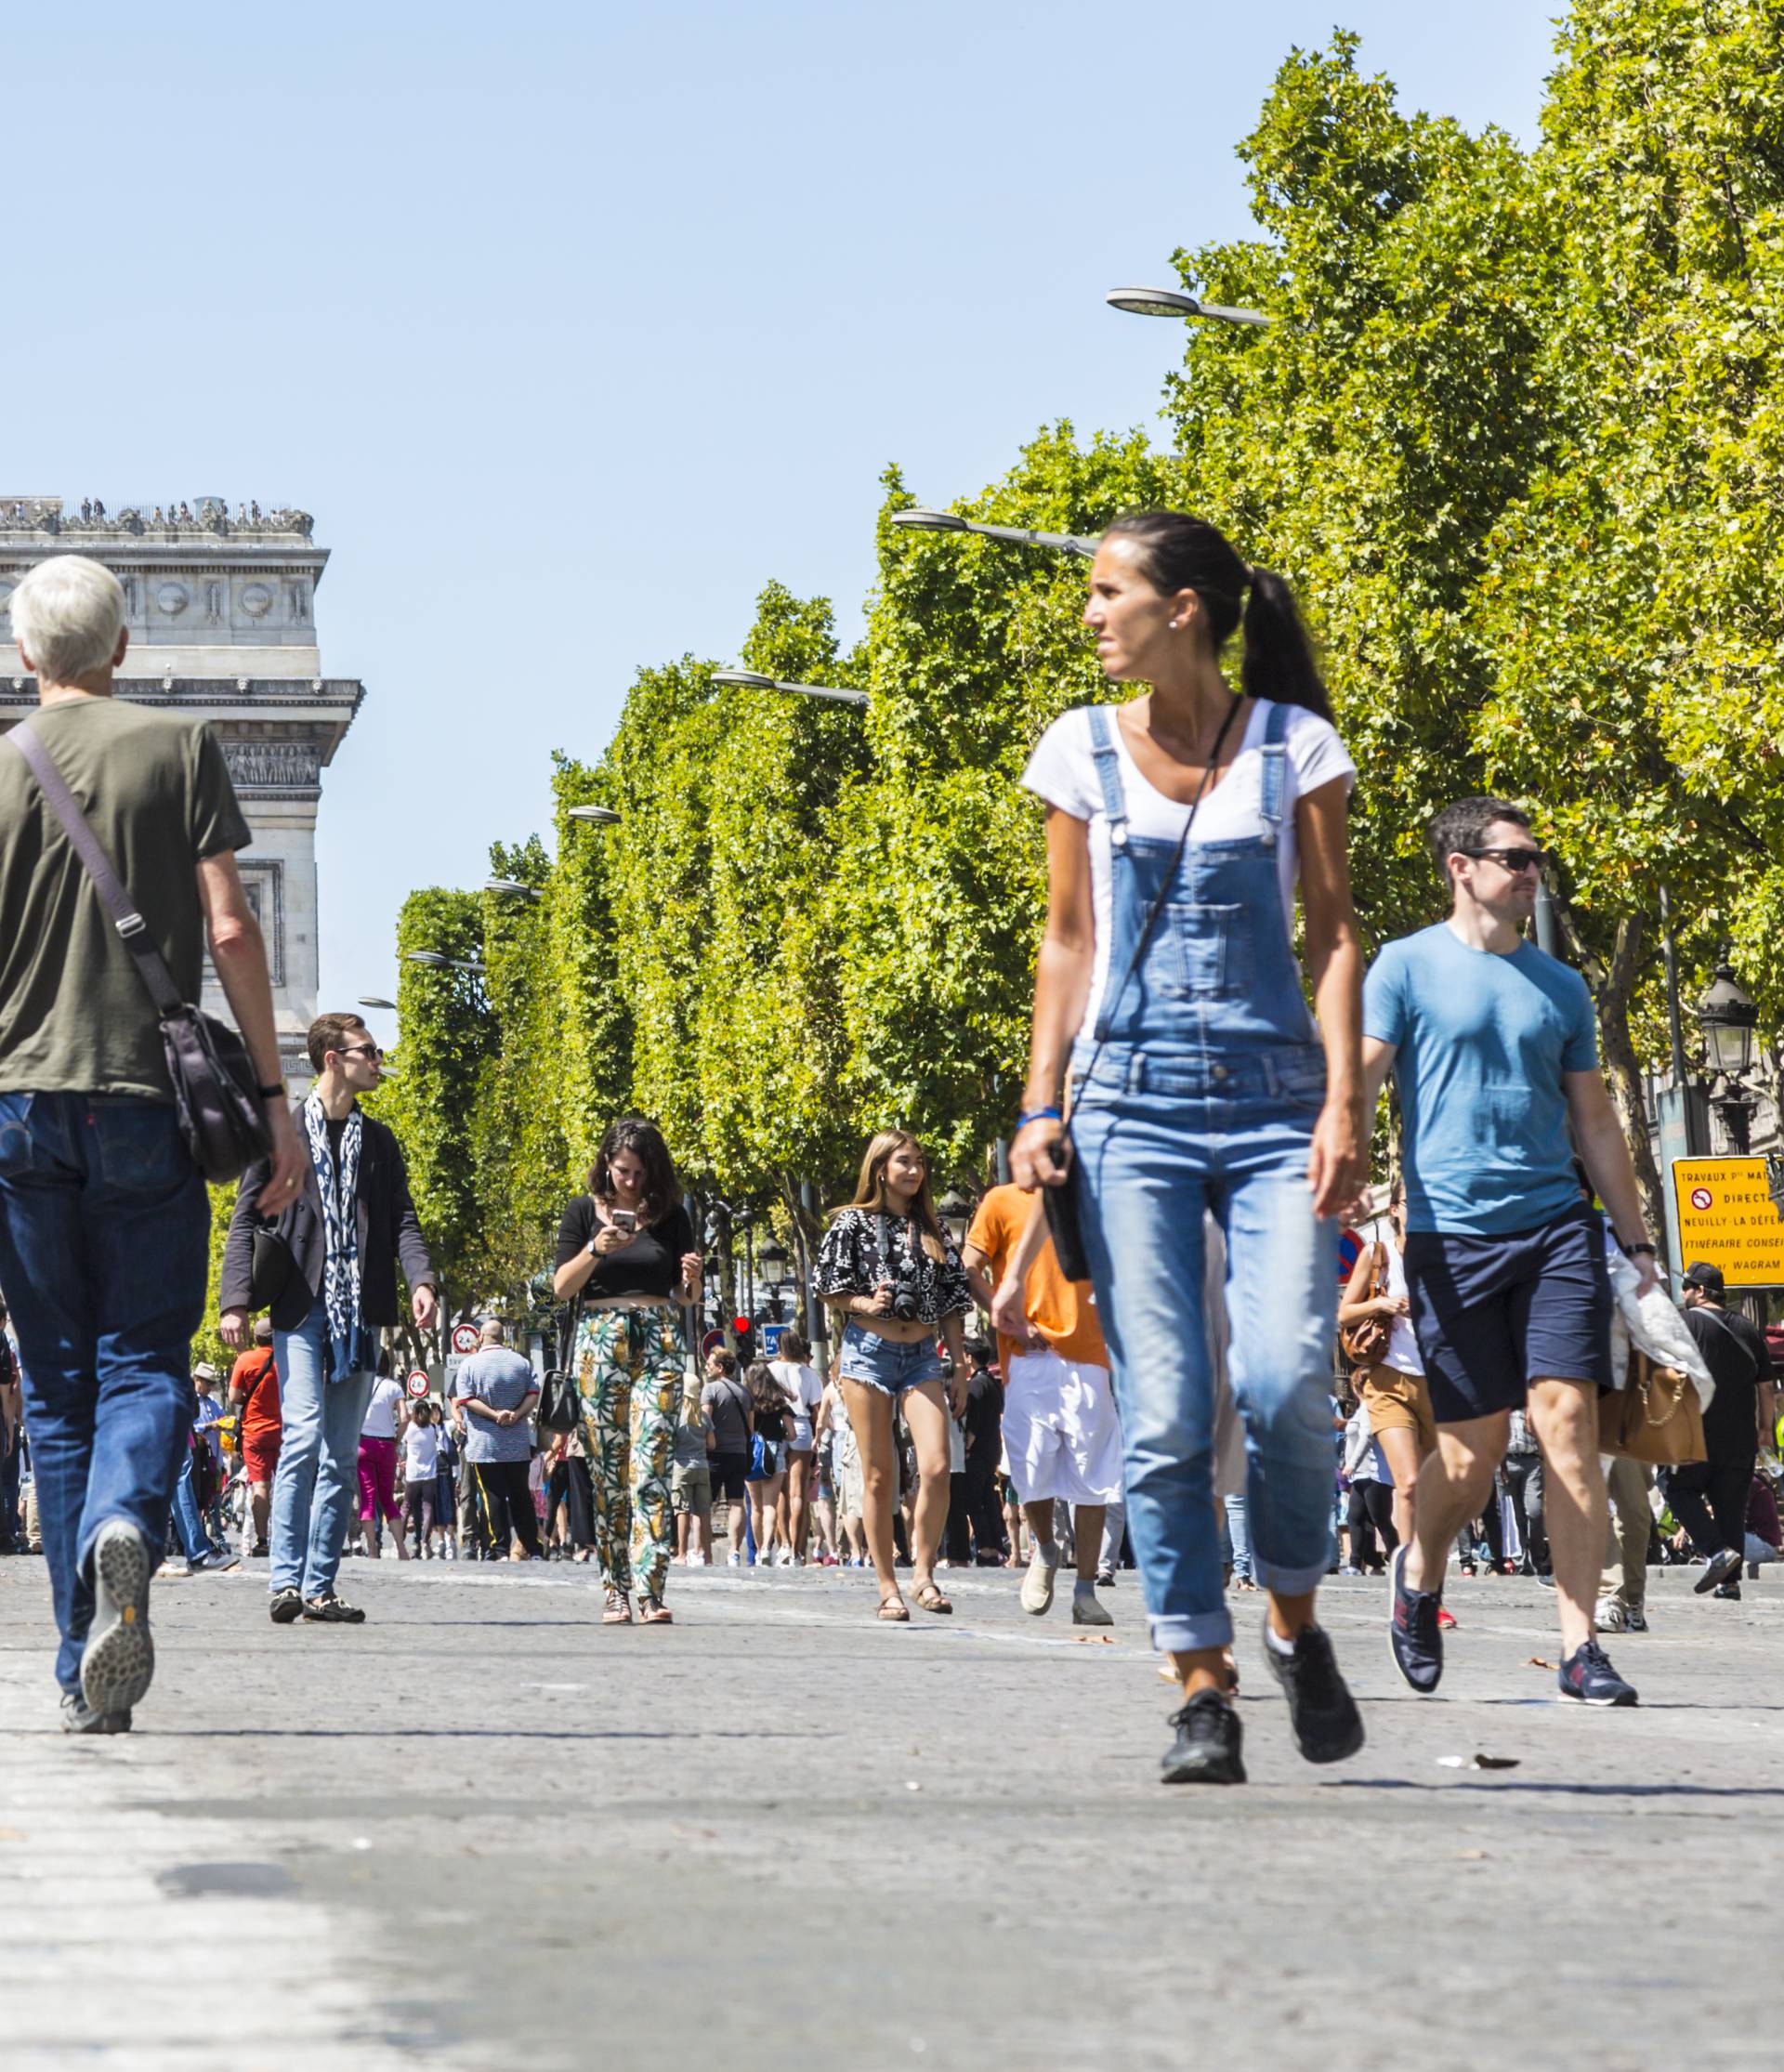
[4,720,183,1015]
[1258,701,1291,830]
[1085,706,1128,848]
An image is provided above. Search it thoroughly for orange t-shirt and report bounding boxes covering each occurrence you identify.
[966,1183,1108,1375]
[229,1348,282,1445]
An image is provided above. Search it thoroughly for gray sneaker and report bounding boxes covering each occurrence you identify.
[60,1690,131,1735]
[80,1519,155,1719]
[1019,1548,1059,1616]
[1594,1597,1628,1633]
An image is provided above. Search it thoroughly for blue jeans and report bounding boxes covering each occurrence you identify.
[0,1092,208,1693]
[0,1423,22,1548]
[270,1305,375,1598]
[1223,1493,1253,1583]
[1074,1048,1338,1653]
[171,1448,211,1563]
[837,1319,945,1395]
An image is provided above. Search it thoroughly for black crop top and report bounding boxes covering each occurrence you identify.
[554,1196,697,1302]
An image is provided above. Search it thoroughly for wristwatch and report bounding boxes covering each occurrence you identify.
[1623,1240,1658,1260]
[257,1080,286,1100]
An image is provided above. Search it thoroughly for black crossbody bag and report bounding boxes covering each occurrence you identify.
[5,721,272,1184]
[1043,699,1241,1281]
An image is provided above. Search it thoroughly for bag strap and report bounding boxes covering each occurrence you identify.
[1696,1304,1761,1386]
[3,721,184,1016]
[1257,700,1291,830]
[1077,694,1244,1085]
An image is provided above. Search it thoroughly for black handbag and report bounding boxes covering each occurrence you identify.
[5,722,273,1184]
[537,1293,584,1434]
[248,1224,301,1313]
[1042,698,1243,1285]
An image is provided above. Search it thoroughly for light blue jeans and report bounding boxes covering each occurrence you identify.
[270,1305,375,1599]
[1073,1045,1338,1653]
[171,1449,212,1564]
[1223,1494,1253,1583]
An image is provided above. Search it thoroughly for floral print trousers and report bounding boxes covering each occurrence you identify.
[573,1304,687,1603]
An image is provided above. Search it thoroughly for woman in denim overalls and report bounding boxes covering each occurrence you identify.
[1013,512,1369,1785]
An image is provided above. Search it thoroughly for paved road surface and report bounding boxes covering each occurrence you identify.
[1,1555,1777,2071]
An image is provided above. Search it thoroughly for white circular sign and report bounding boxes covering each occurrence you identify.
[405,1370,430,1398]
[451,1322,480,1355]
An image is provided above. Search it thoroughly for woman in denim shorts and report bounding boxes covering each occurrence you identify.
[1012,511,1370,1787]
[814,1133,973,1620]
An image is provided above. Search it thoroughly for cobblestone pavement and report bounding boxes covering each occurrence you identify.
[0,1553,1777,2071]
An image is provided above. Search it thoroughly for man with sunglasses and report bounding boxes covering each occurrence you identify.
[1361,798,1656,1709]
[220,1012,438,1624]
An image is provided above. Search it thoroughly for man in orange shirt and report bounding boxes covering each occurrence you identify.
[964,1183,1121,1627]
[228,1319,282,1558]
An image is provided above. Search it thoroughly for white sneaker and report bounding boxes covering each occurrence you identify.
[1019,1548,1059,1616]
[1595,1596,1628,1633]
[688,1552,709,1567]
[727,1552,741,1567]
[777,1546,795,1567]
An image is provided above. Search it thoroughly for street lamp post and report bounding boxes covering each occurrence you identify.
[1105,285,1272,328]
[712,668,869,710]
[404,950,490,1013]
[485,878,543,901]
[1697,958,1760,1154]
[890,507,1101,559]
[936,1187,975,1253]
[567,805,621,826]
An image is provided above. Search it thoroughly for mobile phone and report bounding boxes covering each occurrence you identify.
[610,1208,637,1234]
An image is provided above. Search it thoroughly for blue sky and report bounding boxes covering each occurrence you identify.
[7,1,1563,1034]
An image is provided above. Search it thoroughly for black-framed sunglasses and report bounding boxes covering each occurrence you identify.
[341,1043,386,1062]
[1460,845,1548,873]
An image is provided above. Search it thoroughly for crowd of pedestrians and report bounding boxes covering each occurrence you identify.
[0,539,1777,1790]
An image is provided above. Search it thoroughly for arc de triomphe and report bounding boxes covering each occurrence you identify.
[0,495,362,1094]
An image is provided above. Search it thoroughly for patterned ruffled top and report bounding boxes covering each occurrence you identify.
[813,1208,974,1326]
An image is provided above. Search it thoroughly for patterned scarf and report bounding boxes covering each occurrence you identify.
[302,1094,374,1383]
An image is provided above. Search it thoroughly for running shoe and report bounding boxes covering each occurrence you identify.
[1712,1581,1742,1601]
[269,1586,305,1624]
[1624,1606,1649,1633]
[1262,1619,1366,1764]
[1696,1547,1742,1594]
[1594,1597,1627,1633]
[1161,1691,1246,1786]
[300,1592,366,1623]
[1019,1548,1058,1616]
[60,1690,130,1735]
[80,1519,155,1720]
[1557,1640,1638,1706]
[1387,1542,1443,1695]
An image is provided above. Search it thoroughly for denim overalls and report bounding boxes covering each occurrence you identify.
[1070,702,1339,1653]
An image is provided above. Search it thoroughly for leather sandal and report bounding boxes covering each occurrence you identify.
[912,1581,952,1615]
[602,1592,633,1625]
[637,1595,673,1624]
[876,1594,910,1622]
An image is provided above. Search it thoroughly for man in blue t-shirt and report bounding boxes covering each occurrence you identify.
[1361,796,1657,1711]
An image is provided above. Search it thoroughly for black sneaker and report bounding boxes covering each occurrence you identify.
[1263,1619,1366,1764]
[1712,1580,1742,1601]
[1161,1690,1246,1785]
[1696,1547,1743,1594]
[269,1586,306,1624]
[300,1591,366,1624]
[80,1519,155,1719]
[1624,1606,1649,1633]
[60,1690,131,1735]
[1558,1640,1639,1706]
[1388,1543,1443,1695]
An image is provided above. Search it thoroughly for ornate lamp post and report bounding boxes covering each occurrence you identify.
[935,1187,976,1252]
[1696,958,1760,1154]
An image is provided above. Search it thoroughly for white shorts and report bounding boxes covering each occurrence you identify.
[1003,1349,1123,1506]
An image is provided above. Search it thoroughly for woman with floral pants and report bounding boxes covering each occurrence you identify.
[574,1305,688,1612]
[552,1118,703,1626]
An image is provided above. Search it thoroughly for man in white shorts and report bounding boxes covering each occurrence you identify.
[966,1182,1120,1626]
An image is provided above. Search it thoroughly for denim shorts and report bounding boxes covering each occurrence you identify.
[837,1319,945,1396]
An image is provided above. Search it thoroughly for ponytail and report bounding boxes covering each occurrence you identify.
[1102,511,1334,723]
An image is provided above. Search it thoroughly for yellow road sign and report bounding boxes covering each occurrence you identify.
[1670,1157,1784,1286]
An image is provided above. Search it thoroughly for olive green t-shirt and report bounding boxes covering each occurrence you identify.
[0,698,252,1098]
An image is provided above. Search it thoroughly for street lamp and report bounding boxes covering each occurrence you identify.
[405,951,486,976]
[712,668,870,710]
[567,805,621,825]
[936,1187,975,1252]
[1697,958,1761,1154]
[484,877,543,900]
[1106,284,1272,328]
[891,507,1100,559]
[356,996,398,1012]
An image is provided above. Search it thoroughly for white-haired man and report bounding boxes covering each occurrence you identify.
[453,1318,541,1560]
[0,555,303,1732]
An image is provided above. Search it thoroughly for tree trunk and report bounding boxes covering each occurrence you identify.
[1554,905,1667,1248]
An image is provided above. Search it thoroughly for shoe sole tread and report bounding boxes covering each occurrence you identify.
[81,1525,154,1717]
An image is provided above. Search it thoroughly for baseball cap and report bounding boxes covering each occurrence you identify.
[1683,1262,1725,1295]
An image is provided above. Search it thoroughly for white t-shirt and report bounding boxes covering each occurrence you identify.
[768,1359,823,1450]
[402,1422,441,1480]
[361,1376,405,1440]
[1021,700,1356,1062]
[1380,1241,1423,1376]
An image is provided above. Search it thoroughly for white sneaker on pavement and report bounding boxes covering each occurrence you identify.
[1019,1547,1059,1616]
[1595,1597,1628,1633]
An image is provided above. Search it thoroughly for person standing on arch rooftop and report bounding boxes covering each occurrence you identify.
[1362,795,1658,1711]
[0,555,305,1733]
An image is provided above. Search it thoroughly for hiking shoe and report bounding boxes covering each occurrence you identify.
[300,1591,365,1623]
[1161,1691,1246,1786]
[1071,1591,1114,1628]
[269,1586,305,1624]
[1624,1606,1649,1633]
[1019,1549,1059,1616]
[1263,1619,1365,1764]
[80,1519,155,1720]
[1558,1640,1638,1706]
[60,1690,131,1735]
[1388,1543,1443,1696]
[1595,1597,1628,1633]
[1695,1546,1742,1594]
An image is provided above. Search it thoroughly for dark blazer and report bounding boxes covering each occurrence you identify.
[220,1103,438,1331]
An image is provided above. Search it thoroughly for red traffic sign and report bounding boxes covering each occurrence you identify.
[450,1322,480,1355]
[405,1370,431,1398]
[1690,1186,1713,1212]
[701,1329,725,1359]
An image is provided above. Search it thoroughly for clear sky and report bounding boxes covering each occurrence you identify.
[7,0,1563,1041]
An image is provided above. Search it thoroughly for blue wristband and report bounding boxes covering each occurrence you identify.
[1017,1107,1062,1129]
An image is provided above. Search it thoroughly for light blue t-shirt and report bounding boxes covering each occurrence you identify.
[1363,925,1598,1236]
